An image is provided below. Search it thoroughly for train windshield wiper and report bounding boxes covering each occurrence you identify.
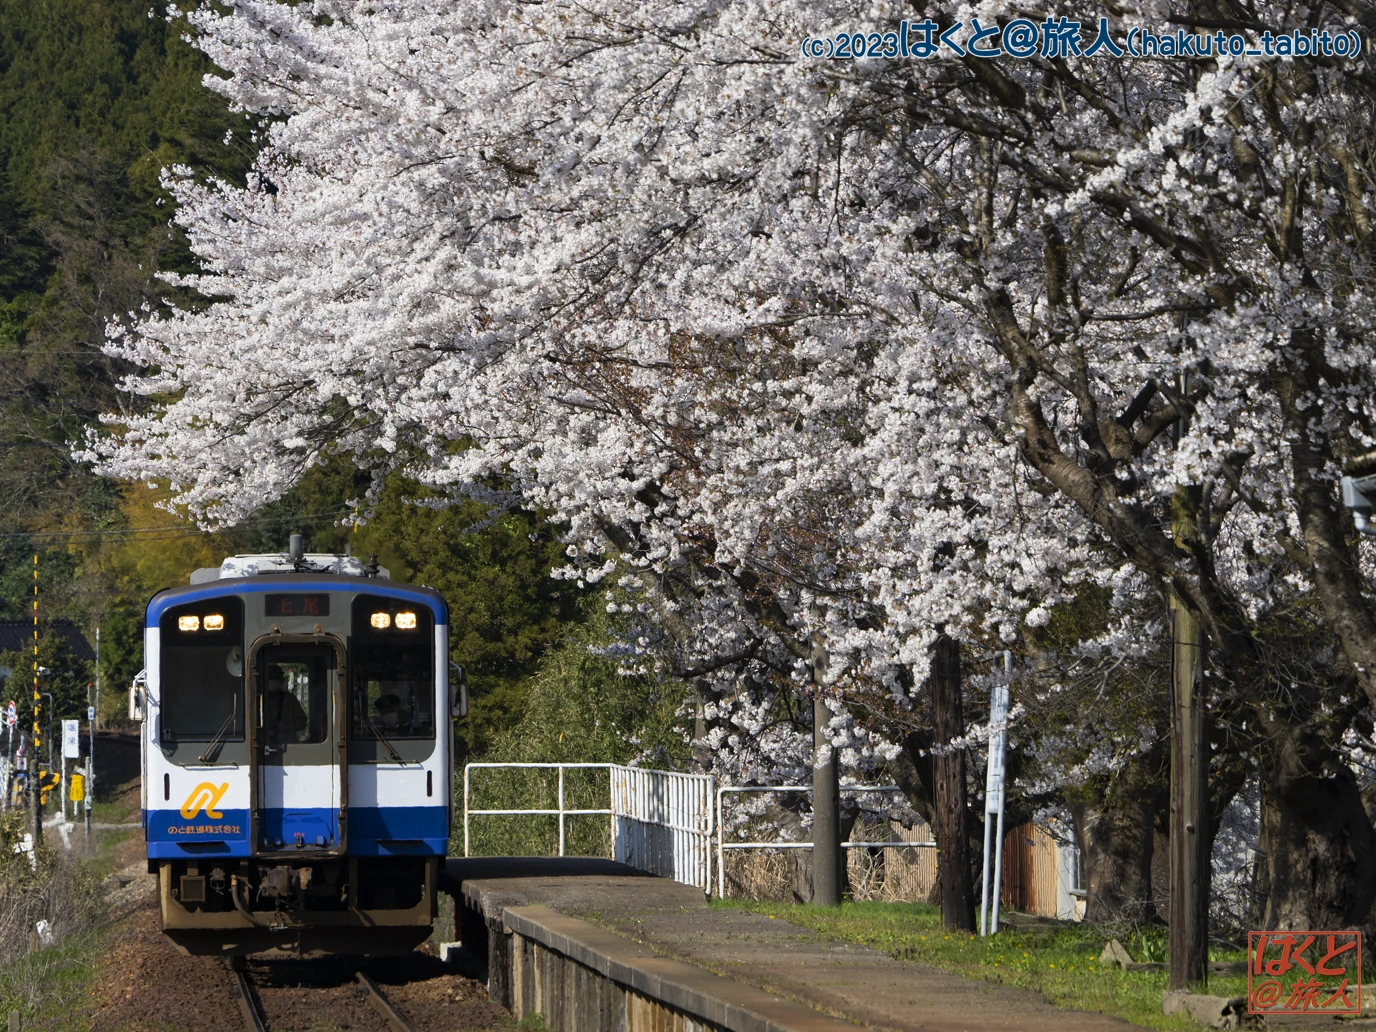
[363,710,404,763]
[198,698,238,763]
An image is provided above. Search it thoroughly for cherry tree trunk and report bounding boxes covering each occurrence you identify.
[1072,745,1167,925]
[1258,732,1376,930]
[931,635,975,931]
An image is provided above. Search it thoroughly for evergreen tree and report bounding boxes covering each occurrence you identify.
[0,0,250,616]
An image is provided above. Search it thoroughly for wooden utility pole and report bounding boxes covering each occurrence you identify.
[812,643,843,906]
[1168,359,1209,989]
[1169,491,1209,989]
[931,634,975,931]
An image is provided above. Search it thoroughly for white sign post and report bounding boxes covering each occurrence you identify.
[62,719,80,759]
[979,652,1012,936]
[62,719,80,824]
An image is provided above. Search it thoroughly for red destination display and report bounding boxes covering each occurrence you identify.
[263,594,331,617]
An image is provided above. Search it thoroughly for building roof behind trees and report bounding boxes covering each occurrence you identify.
[0,620,96,662]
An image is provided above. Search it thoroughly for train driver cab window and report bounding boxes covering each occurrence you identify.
[159,598,245,744]
[352,595,435,741]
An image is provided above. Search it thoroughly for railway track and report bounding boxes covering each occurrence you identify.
[229,958,418,1032]
[229,961,268,1032]
[355,969,418,1032]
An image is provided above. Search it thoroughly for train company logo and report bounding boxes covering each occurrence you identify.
[180,782,229,820]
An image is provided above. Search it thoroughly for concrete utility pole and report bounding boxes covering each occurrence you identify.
[86,706,94,838]
[1168,363,1209,991]
[812,644,843,906]
[931,634,975,931]
[89,626,99,840]
[1,721,8,814]
[979,651,1011,936]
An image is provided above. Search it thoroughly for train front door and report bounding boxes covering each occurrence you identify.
[252,640,346,854]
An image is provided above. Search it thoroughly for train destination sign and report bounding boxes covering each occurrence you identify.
[264,594,331,617]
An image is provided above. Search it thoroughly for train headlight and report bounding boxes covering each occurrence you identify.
[203,614,225,631]
[395,612,417,630]
[178,615,200,632]
[370,612,392,629]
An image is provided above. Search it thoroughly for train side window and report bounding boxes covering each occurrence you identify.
[159,598,245,744]
[352,595,435,741]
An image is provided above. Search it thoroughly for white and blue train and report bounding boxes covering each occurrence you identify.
[132,542,466,955]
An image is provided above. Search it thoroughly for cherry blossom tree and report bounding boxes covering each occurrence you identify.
[86,0,1376,929]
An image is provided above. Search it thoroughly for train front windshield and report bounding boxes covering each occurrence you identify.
[159,599,246,742]
[352,594,435,739]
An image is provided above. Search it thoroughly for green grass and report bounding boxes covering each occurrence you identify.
[0,799,141,1029]
[712,899,1251,1030]
[90,796,139,825]
[0,927,106,1031]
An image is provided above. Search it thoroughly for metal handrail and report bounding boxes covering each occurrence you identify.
[464,766,934,899]
[464,761,716,893]
[715,783,936,898]
[463,762,617,857]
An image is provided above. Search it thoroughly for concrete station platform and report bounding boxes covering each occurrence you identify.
[441,858,1134,1031]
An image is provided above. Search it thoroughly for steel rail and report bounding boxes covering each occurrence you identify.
[355,969,417,1032]
[230,959,419,1032]
[228,960,268,1032]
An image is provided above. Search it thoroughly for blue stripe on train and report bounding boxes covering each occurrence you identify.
[259,806,341,850]
[347,805,449,855]
[144,806,447,858]
[147,808,251,858]
[146,580,448,624]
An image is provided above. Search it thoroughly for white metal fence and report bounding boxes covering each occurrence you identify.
[715,783,936,898]
[463,763,715,893]
[611,766,714,893]
[463,762,613,859]
[464,769,1081,918]
[463,766,941,898]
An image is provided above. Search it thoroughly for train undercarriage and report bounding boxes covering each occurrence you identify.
[155,856,438,956]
